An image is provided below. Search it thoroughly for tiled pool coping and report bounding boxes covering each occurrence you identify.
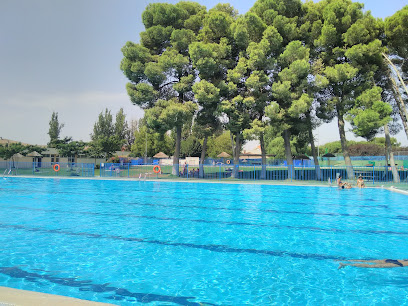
[0,286,114,305]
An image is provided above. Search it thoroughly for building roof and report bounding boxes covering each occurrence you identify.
[42,148,59,155]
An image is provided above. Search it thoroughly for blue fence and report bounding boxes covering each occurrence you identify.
[0,161,95,177]
[99,163,408,184]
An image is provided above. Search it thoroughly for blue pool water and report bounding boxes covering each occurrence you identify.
[0,177,408,305]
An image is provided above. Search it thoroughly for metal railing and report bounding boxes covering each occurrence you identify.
[99,163,408,184]
[0,161,95,177]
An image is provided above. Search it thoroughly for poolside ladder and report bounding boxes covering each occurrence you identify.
[3,169,11,178]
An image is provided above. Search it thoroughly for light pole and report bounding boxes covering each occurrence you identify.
[317,127,320,161]
[144,129,148,164]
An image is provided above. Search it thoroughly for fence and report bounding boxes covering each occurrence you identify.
[0,161,95,177]
[99,163,408,184]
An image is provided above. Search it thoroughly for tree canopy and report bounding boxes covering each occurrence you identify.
[119,0,408,179]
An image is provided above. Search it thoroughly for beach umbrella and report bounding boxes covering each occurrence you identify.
[217,152,231,158]
[293,154,310,160]
[153,152,169,159]
[27,151,42,166]
[217,152,231,164]
[13,153,24,158]
[27,151,42,157]
[322,153,335,166]
[293,154,310,168]
[27,151,42,158]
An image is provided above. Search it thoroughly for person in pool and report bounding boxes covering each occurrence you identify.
[357,176,365,188]
[338,259,408,269]
[337,176,352,189]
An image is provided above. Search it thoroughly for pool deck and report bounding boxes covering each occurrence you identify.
[0,286,115,305]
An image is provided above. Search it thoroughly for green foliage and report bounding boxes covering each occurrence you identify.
[48,112,64,147]
[55,139,86,158]
[115,108,129,144]
[90,108,127,158]
[145,98,197,132]
[142,3,189,29]
[346,87,392,139]
[0,143,46,160]
[118,0,405,170]
[122,3,203,173]
[180,135,202,157]
[317,137,401,156]
[199,9,234,43]
[0,143,27,160]
[206,131,233,158]
[131,124,173,158]
[385,6,408,60]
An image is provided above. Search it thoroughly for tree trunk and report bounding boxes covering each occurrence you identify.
[172,126,181,176]
[337,112,354,179]
[260,133,267,179]
[282,129,293,179]
[385,124,400,183]
[231,133,241,178]
[383,53,408,97]
[199,136,208,178]
[390,74,408,140]
[307,113,321,181]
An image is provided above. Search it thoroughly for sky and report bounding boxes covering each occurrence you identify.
[0,0,407,147]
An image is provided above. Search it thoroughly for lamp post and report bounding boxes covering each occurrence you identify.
[317,127,320,161]
[144,129,148,164]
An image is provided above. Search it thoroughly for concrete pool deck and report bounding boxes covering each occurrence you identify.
[0,286,115,305]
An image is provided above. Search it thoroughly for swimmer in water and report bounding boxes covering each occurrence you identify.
[338,259,408,269]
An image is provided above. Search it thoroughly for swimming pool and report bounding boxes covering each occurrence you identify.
[0,177,407,305]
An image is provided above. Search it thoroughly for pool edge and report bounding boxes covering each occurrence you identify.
[0,286,116,305]
[8,175,408,194]
[387,186,408,196]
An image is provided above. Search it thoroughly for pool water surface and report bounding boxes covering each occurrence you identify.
[0,177,408,305]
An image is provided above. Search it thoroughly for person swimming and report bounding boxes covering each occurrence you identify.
[338,259,408,269]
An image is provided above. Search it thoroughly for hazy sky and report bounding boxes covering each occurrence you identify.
[1,0,407,146]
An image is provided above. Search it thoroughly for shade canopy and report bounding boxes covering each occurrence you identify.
[13,153,24,158]
[322,153,336,158]
[27,151,42,157]
[293,154,310,160]
[153,152,169,159]
[217,152,231,158]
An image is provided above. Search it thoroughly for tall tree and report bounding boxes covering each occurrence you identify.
[189,5,236,177]
[48,112,64,147]
[114,108,129,149]
[90,109,121,159]
[192,80,221,177]
[237,11,283,179]
[121,2,203,175]
[314,0,388,179]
